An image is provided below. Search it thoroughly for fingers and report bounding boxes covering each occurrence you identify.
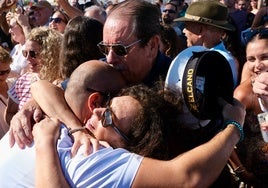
[71,142,79,158]
[99,141,111,148]
[12,124,32,148]
[70,132,99,157]
[33,107,44,123]
[8,127,15,148]
[8,110,34,148]
[83,140,93,156]
[90,138,100,153]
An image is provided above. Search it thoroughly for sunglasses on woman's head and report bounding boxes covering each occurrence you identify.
[22,50,39,58]
[97,39,141,56]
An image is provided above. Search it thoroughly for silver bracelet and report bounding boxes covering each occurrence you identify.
[67,126,86,137]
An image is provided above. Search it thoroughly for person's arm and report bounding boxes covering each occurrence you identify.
[33,98,246,188]
[8,99,43,148]
[132,98,246,187]
[15,11,32,37]
[251,6,266,28]
[31,80,98,155]
[33,117,70,188]
[133,124,240,187]
[57,0,83,19]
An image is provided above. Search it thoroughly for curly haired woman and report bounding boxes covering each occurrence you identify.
[5,27,63,124]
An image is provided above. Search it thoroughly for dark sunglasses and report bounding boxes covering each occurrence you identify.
[22,50,39,58]
[49,17,64,24]
[241,28,268,46]
[0,68,11,75]
[163,9,176,14]
[97,39,141,56]
[102,98,130,142]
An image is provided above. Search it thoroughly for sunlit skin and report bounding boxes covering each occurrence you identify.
[183,22,203,47]
[246,38,268,131]
[103,16,155,84]
[9,18,25,44]
[49,11,67,34]
[31,7,52,27]
[246,39,268,77]
[85,96,142,147]
[161,3,177,24]
[23,40,42,73]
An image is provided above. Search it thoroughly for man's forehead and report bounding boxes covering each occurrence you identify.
[103,17,134,43]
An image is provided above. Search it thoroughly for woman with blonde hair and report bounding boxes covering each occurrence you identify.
[5,27,63,124]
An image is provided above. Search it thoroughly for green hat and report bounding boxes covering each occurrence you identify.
[174,1,235,31]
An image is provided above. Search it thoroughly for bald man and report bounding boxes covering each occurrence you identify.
[0,60,126,187]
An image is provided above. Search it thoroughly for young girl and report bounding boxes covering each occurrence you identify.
[233,27,268,186]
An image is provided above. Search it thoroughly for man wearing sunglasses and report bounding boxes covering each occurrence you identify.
[98,0,172,87]
[8,0,172,150]
[161,2,183,36]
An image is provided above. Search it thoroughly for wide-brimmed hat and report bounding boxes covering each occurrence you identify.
[174,1,235,31]
[30,0,53,10]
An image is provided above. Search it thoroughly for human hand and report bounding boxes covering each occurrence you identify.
[15,11,31,28]
[71,130,101,157]
[220,98,246,126]
[252,73,268,110]
[5,11,13,23]
[9,100,43,148]
[33,117,61,146]
[252,72,268,96]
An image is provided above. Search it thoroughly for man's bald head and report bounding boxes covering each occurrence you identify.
[65,60,126,120]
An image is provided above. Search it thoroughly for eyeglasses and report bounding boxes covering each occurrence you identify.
[102,101,130,142]
[22,50,39,58]
[97,39,141,56]
[163,9,176,14]
[0,68,11,75]
[241,28,268,46]
[49,17,64,24]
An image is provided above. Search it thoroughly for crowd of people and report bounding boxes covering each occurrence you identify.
[0,0,268,187]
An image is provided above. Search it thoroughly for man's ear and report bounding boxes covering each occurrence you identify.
[149,35,160,53]
[145,35,160,62]
[87,92,103,112]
